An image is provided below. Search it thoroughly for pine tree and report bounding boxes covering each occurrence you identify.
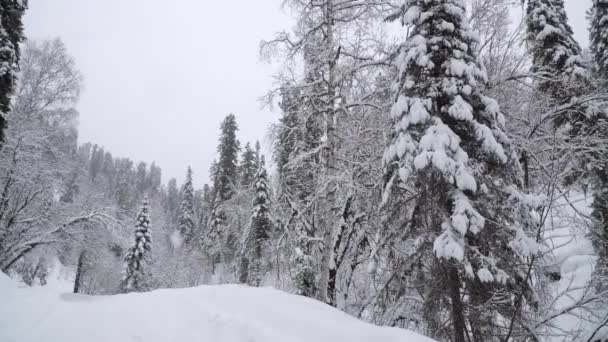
[590,0,608,80]
[214,114,240,202]
[120,198,152,293]
[177,167,195,246]
[203,114,240,264]
[239,142,258,187]
[0,0,27,147]
[383,1,538,340]
[240,157,272,286]
[526,0,588,127]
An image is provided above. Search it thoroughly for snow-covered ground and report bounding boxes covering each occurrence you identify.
[542,193,607,340]
[0,271,435,342]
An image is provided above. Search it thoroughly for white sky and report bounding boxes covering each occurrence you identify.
[24,0,591,188]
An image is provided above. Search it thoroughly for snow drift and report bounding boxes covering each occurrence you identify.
[0,273,435,342]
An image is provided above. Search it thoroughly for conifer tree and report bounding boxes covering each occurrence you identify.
[177,167,195,246]
[526,0,588,127]
[213,114,240,202]
[528,0,608,287]
[203,114,240,264]
[120,198,152,293]
[589,0,608,283]
[383,0,538,340]
[240,157,272,286]
[590,0,608,80]
[239,142,258,187]
[0,0,27,147]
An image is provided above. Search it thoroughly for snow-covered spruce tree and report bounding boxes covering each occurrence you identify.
[176,166,195,247]
[239,142,258,188]
[120,198,152,293]
[239,157,272,286]
[202,114,240,266]
[0,0,27,147]
[383,1,538,340]
[526,0,588,128]
[213,114,240,204]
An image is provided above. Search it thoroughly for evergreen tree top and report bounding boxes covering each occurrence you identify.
[256,156,268,179]
[250,156,271,232]
[239,142,258,187]
[526,0,587,90]
[177,167,195,244]
[214,114,241,202]
[181,166,194,196]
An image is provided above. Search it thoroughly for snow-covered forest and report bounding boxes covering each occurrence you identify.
[1,0,608,341]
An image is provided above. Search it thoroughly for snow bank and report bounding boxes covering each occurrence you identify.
[0,273,435,342]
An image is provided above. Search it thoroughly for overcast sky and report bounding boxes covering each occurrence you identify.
[24,0,591,188]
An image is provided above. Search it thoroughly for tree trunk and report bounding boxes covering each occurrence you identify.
[73,250,86,293]
[327,196,353,306]
[521,151,529,189]
[447,264,466,342]
[317,0,340,305]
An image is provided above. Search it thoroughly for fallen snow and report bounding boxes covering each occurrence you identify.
[542,193,605,340]
[0,273,435,342]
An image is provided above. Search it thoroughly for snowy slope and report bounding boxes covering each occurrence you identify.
[0,273,435,342]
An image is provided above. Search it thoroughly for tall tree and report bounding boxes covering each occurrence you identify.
[177,167,195,246]
[239,157,272,286]
[120,198,152,293]
[589,0,608,286]
[264,0,393,304]
[383,0,538,340]
[239,142,258,187]
[0,0,27,148]
[526,0,588,128]
[590,0,608,81]
[0,39,86,272]
[528,0,608,288]
[204,114,240,265]
[213,114,240,203]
